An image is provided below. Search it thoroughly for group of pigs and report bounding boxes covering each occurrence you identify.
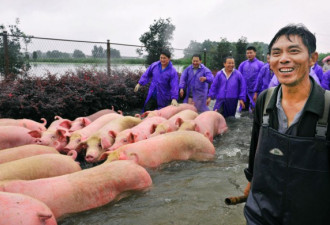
[0,104,228,225]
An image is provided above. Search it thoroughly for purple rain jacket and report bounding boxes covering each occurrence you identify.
[312,62,324,82]
[179,64,214,112]
[268,68,321,88]
[238,58,264,93]
[138,61,179,110]
[321,70,330,90]
[208,69,246,110]
[254,63,274,93]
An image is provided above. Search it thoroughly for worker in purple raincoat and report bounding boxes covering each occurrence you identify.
[134,50,179,111]
[207,56,246,118]
[238,46,264,112]
[253,54,274,102]
[179,54,213,113]
[321,70,330,90]
[312,61,324,82]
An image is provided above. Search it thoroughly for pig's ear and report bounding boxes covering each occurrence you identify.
[150,124,157,134]
[128,152,139,163]
[175,118,184,127]
[82,118,92,127]
[56,128,70,140]
[204,131,213,142]
[59,120,72,129]
[37,213,52,222]
[101,137,111,150]
[28,130,41,138]
[127,132,135,143]
[80,135,88,142]
[135,114,141,118]
[99,151,110,161]
[108,130,117,138]
[141,111,149,118]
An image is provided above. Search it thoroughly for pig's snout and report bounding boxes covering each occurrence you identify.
[85,154,97,163]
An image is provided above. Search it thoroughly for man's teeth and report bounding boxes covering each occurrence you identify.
[279,68,294,73]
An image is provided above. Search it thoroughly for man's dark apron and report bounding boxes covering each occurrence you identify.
[244,90,330,225]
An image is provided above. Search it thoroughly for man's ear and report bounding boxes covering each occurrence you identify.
[309,52,318,67]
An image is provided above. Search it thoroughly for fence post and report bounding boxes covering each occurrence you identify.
[107,40,111,75]
[3,31,10,79]
[203,48,207,67]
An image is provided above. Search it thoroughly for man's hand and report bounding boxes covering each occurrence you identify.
[134,83,140,92]
[171,99,178,106]
[206,97,211,106]
[199,77,207,82]
[179,89,184,98]
[253,92,258,102]
[243,182,251,197]
[239,100,245,109]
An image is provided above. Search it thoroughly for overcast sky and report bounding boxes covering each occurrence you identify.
[1,0,329,58]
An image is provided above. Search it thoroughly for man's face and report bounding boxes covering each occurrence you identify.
[192,57,201,68]
[160,54,170,66]
[246,50,256,61]
[223,58,235,73]
[269,35,316,87]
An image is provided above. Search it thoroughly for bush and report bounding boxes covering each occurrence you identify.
[0,68,149,124]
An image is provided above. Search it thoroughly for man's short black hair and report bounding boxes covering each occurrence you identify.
[160,49,171,58]
[192,54,202,60]
[223,56,234,64]
[268,24,316,56]
[246,46,257,52]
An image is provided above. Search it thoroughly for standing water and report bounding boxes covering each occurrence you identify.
[58,109,253,225]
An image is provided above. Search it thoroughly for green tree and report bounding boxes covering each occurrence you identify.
[183,40,203,58]
[32,51,38,61]
[235,36,248,66]
[92,45,106,58]
[210,38,235,71]
[72,49,86,58]
[0,18,31,79]
[137,18,175,65]
[110,48,121,58]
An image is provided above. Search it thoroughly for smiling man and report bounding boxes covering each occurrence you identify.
[243,24,330,225]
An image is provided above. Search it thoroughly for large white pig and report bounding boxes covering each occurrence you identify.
[0,160,152,219]
[0,118,47,132]
[84,116,142,163]
[0,191,57,225]
[140,103,197,119]
[150,109,198,137]
[109,116,166,151]
[64,113,123,153]
[0,126,41,150]
[0,154,81,181]
[101,131,215,168]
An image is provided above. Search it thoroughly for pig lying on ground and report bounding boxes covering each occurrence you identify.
[140,103,197,119]
[0,191,57,225]
[69,108,119,133]
[0,160,152,219]
[0,144,59,164]
[150,109,198,137]
[0,154,81,181]
[101,131,215,168]
[64,113,123,153]
[109,116,166,151]
[84,116,142,163]
[0,126,41,150]
[0,118,47,132]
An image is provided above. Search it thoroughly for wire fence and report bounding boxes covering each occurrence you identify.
[0,32,187,78]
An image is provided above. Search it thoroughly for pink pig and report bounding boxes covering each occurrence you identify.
[101,130,215,168]
[69,108,119,133]
[35,116,72,152]
[0,192,57,225]
[64,113,123,153]
[0,118,47,132]
[140,103,197,119]
[0,144,59,164]
[150,109,199,137]
[109,116,166,151]
[0,160,152,219]
[193,111,228,142]
[0,126,41,150]
[84,116,141,163]
[0,154,81,181]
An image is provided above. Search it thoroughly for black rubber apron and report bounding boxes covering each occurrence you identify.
[244,123,330,225]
